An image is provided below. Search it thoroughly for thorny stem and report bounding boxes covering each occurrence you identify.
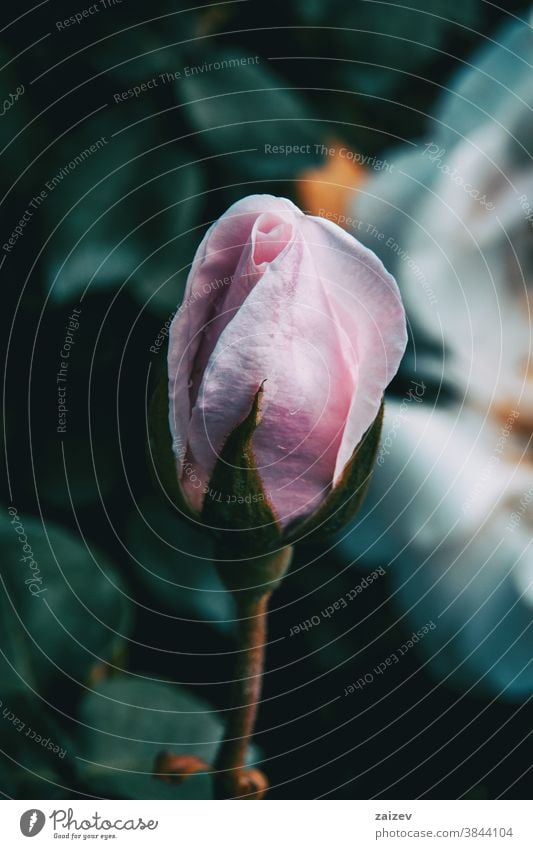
[214,546,293,799]
[214,591,270,799]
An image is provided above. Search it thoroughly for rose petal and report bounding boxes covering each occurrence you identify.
[186,229,355,524]
[168,195,299,489]
[301,215,407,481]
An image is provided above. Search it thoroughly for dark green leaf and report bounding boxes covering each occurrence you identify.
[76,675,257,800]
[177,48,323,178]
[0,512,131,696]
[126,496,233,632]
[45,110,204,315]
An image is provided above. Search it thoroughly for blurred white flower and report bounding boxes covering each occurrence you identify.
[341,401,533,696]
[340,13,533,697]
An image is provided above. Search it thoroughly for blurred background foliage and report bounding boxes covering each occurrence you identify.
[1,0,532,799]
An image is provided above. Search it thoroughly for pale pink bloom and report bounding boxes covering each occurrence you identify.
[168,195,406,528]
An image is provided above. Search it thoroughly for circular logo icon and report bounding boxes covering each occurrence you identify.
[20,810,46,837]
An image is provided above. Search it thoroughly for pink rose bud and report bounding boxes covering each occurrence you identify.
[150,195,406,554]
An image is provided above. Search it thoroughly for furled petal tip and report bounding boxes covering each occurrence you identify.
[165,194,407,536]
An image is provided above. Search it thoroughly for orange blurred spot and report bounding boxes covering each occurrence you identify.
[87,662,110,685]
[153,752,211,785]
[196,7,231,36]
[297,139,367,227]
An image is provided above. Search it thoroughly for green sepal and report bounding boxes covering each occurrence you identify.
[286,400,385,544]
[201,383,282,557]
[215,545,293,600]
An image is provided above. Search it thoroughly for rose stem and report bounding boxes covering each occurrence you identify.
[213,589,271,799]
